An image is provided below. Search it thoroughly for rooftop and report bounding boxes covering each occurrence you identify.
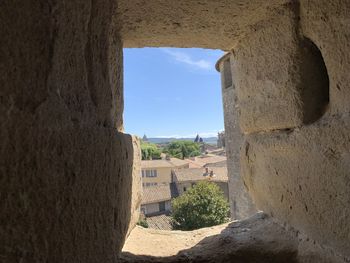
[141,158,189,169]
[184,155,227,168]
[173,167,228,183]
[142,184,178,205]
[146,214,173,231]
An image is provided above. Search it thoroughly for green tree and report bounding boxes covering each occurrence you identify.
[141,141,162,160]
[171,182,230,230]
[137,219,149,228]
[163,141,201,159]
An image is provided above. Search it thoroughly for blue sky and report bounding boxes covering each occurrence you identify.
[123,48,225,138]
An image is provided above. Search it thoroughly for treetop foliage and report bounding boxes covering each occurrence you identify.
[171,181,230,231]
[141,141,161,160]
[163,140,201,160]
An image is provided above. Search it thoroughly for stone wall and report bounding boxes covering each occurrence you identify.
[127,138,142,237]
[0,0,140,262]
[118,0,289,49]
[233,1,350,259]
[2,0,350,262]
[217,54,257,220]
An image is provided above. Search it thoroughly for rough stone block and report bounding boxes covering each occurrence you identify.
[0,115,136,262]
[300,0,350,115]
[241,115,350,258]
[232,6,304,133]
[217,54,257,220]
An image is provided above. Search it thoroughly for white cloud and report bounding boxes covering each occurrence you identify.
[163,49,212,70]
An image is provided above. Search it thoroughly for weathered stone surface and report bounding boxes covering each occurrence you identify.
[299,0,350,116]
[232,4,328,134]
[0,0,124,131]
[0,123,135,262]
[234,1,350,260]
[217,54,257,220]
[241,115,350,260]
[120,213,298,262]
[232,5,303,133]
[120,212,344,263]
[0,0,130,262]
[117,0,289,49]
[127,138,142,237]
[2,0,350,262]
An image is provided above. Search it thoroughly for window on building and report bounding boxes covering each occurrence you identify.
[223,58,233,89]
[144,182,157,187]
[159,201,165,212]
[183,187,187,192]
[142,169,158,178]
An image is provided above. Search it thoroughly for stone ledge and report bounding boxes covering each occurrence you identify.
[120,212,346,263]
[120,213,300,263]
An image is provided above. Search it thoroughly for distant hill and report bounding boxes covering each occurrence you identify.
[147,137,218,145]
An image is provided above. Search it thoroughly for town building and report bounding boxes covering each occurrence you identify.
[185,155,227,168]
[141,166,229,230]
[141,158,189,187]
[172,167,229,200]
[141,184,178,216]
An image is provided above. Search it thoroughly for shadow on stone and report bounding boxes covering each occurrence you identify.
[119,213,299,263]
[299,37,330,125]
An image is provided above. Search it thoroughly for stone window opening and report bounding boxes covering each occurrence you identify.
[3,0,349,262]
[123,48,239,225]
[120,48,260,262]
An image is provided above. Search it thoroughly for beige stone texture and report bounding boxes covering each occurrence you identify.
[0,125,136,262]
[242,117,350,258]
[0,0,132,262]
[299,0,350,115]
[218,54,257,220]
[237,1,350,260]
[127,137,142,237]
[232,8,303,133]
[117,0,289,49]
[120,213,344,263]
[233,4,329,134]
[2,0,350,262]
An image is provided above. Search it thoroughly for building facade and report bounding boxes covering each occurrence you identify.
[172,167,229,200]
[141,158,189,187]
[141,184,178,216]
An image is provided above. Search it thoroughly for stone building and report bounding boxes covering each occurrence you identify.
[141,158,189,187]
[185,155,227,168]
[141,184,177,216]
[172,167,229,200]
[2,1,350,262]
[216,53,258,220]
